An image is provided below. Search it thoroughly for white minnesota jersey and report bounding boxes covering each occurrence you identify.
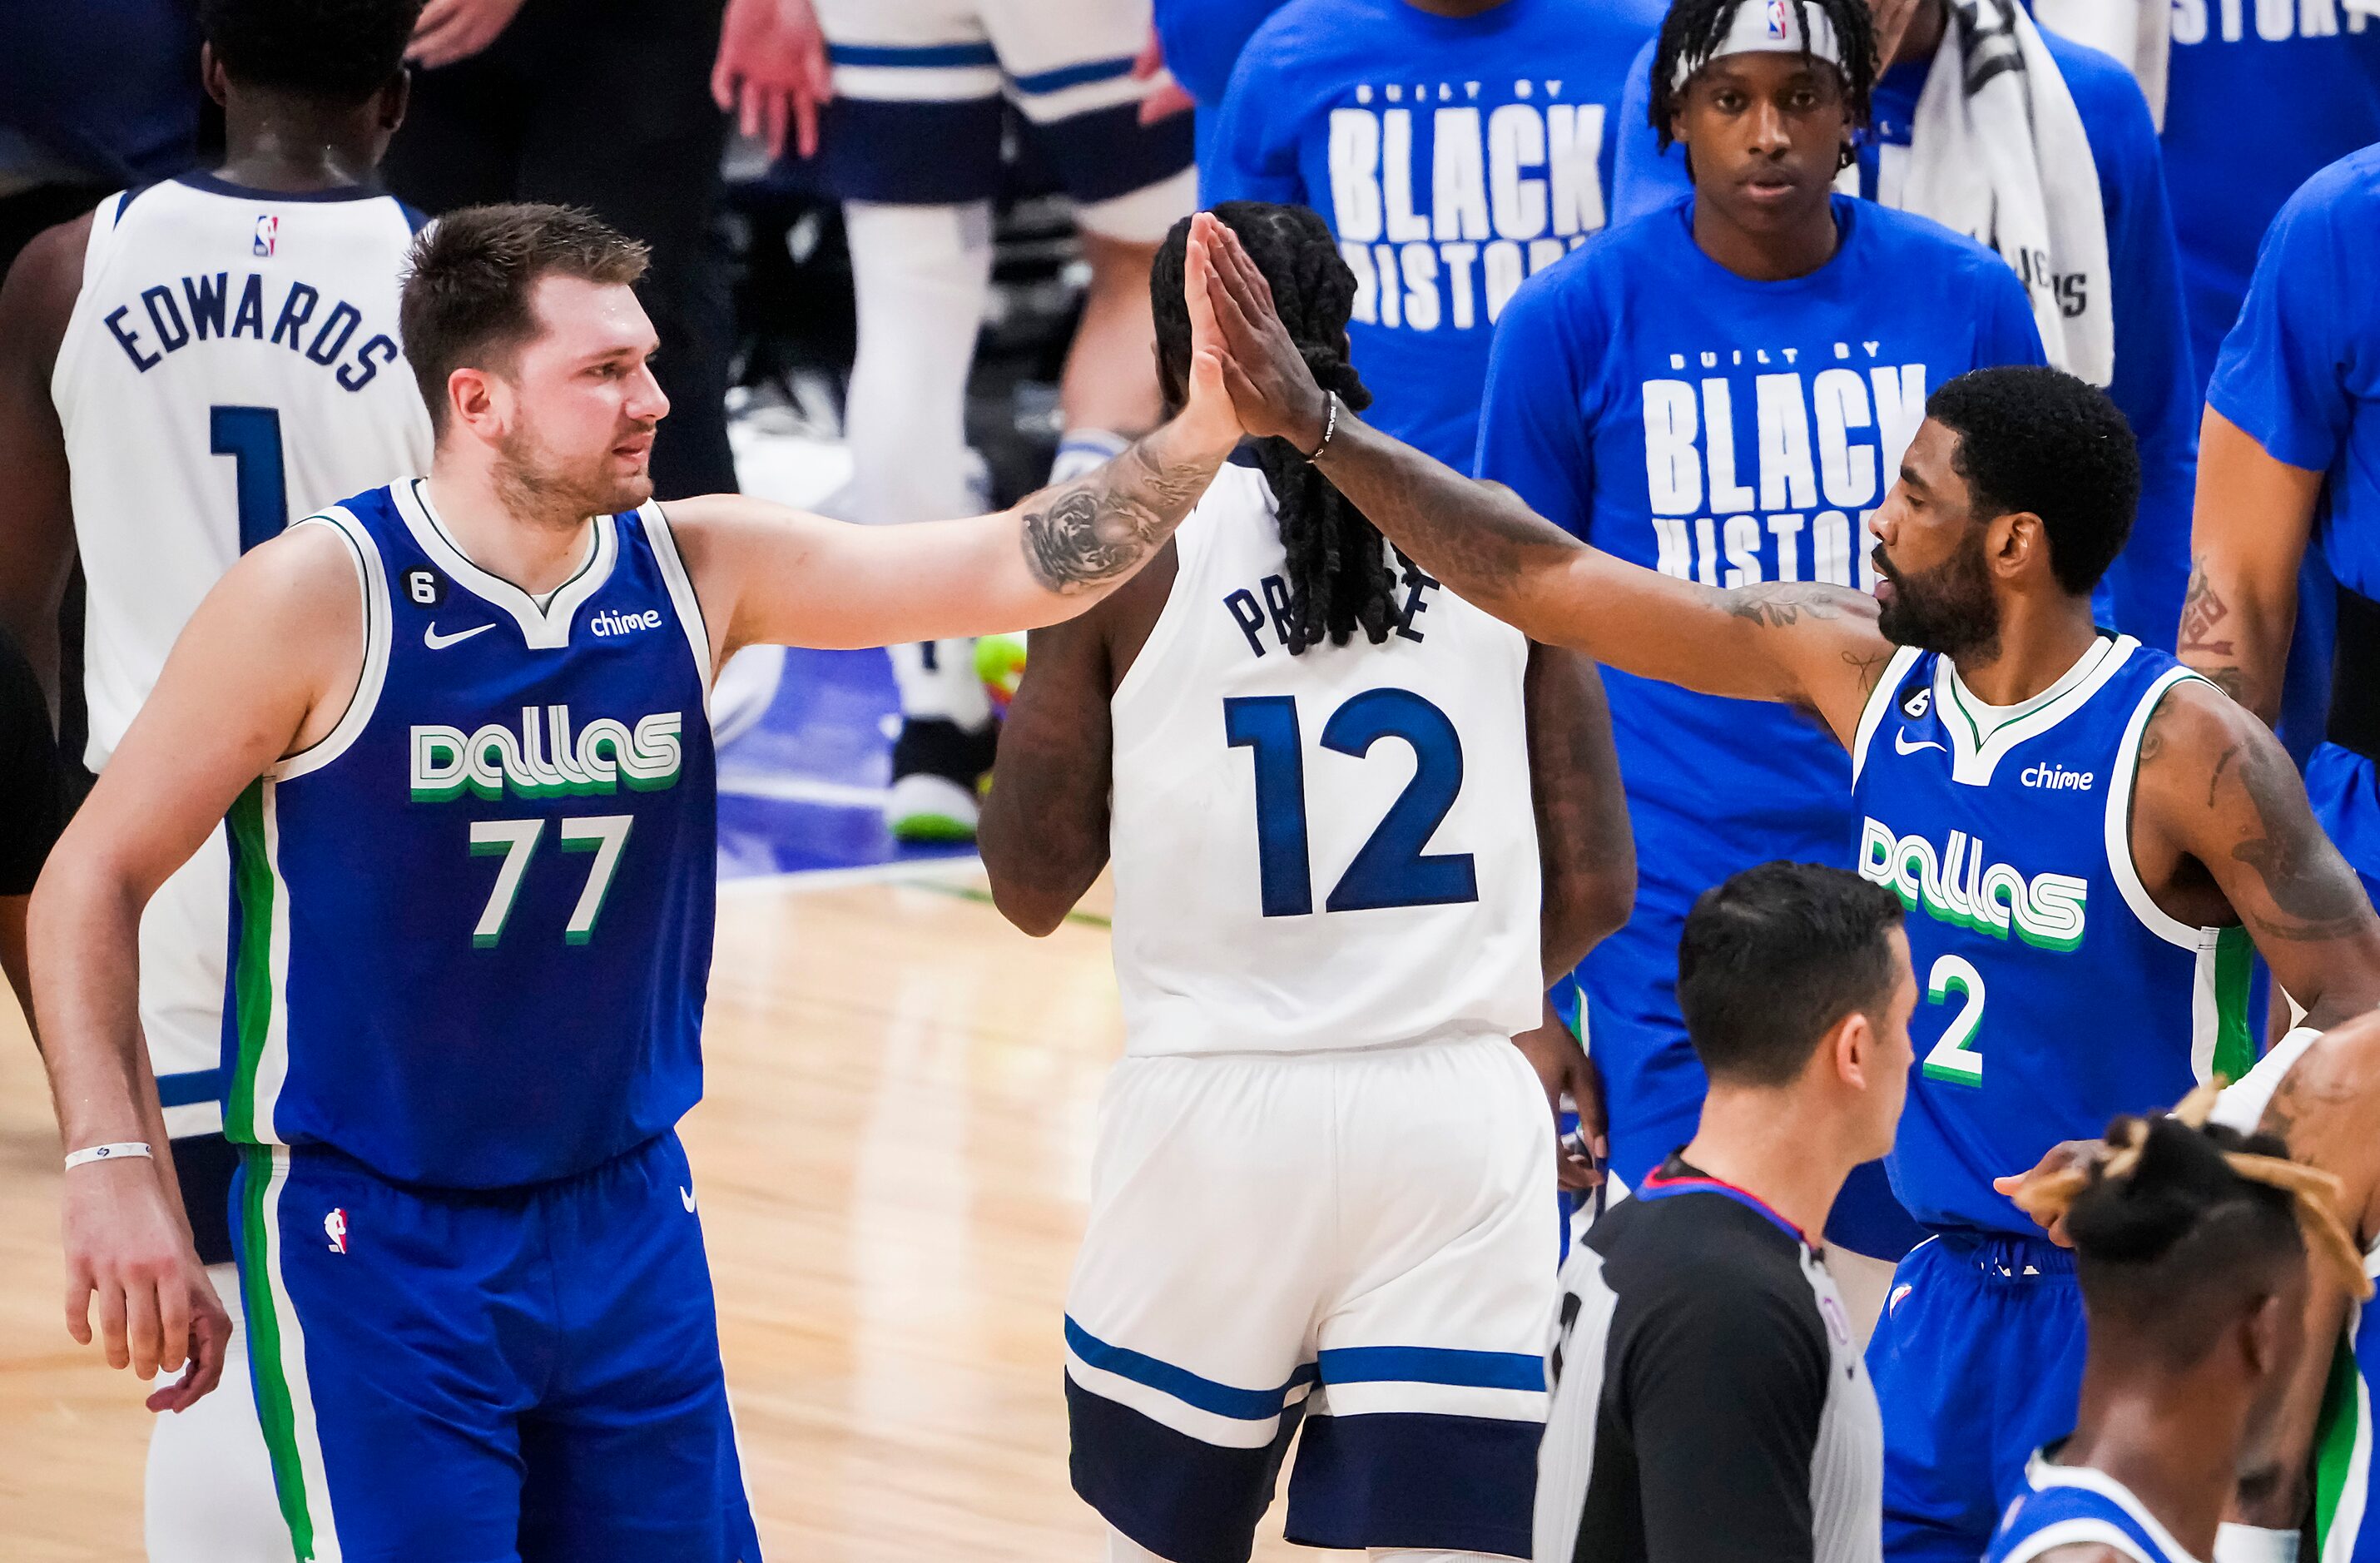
[51,173,432,1107]
[1108,462,1541,1057]
[54,172,433,771]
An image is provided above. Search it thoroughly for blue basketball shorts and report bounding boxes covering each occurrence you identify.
[1867,1233,2088,1563]
[812,0,1194,239]
[1066,1035,1557,1563]
[229,1131,759,1562]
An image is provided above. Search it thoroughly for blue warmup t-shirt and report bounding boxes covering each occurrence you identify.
[1610,27,2198,648]
[2210,146,2380,889]
[1207,0,1664,468]
[1475,196,2044,1188]
[2164,3,2380,391]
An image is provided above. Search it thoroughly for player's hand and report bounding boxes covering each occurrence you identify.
[1514,1004,1604,1192]
[1195,216,1335,454]
[406,0,528,69]
[1991,1138,2105,1248]
[712,0,835,161]
[1172,214,1248,456]
[61,1158,230,1407]
[1130,28,1195,126]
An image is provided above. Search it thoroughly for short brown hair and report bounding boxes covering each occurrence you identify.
[400,203,650,432]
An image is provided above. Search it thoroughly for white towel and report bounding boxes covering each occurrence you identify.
[2031,0,2169,125]
[1902,0,2115,386]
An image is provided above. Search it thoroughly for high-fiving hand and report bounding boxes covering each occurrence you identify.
[1184,214,1336,455]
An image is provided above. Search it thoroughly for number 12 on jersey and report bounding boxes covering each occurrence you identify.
[1223,688,1477,916]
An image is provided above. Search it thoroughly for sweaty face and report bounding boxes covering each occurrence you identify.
[1870,419,2003,658]
[487,275,667,519]
[1672,52,1852,235]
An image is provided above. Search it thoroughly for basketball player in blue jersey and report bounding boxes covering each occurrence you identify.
[1472,0,2046,1294]
[1612,0,2199,651]
[28,201,1248,1561]
[1988,1106,2368,1563]
[1188,219,2380,1562]
[980,201,1634,1563]
[1203,0,1664,472]
[0,4,433,1556]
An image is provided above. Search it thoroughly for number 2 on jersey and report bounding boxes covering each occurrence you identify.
[1223,688,1477,916]
[1921,954,1985,1087]
[468,816,634,947]
[211,405,289,553]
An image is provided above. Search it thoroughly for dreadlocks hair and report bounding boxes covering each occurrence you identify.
[2008,1084,2373,1371]
[1648,0,1878,167]
[1150,202,1399,654]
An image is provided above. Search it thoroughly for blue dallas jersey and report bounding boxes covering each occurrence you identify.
[1986,1454,2199,1563]
[1206,0,1663,468]
[1475,195,2041,1191]
[1609,28,2198,647]
[221,481,716,1189]
[1851,635,2255,1237]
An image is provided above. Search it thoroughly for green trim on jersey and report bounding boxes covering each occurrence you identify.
[239,1147,318,1559]
[226,781,278,1145]
[2211,926,2257,1088]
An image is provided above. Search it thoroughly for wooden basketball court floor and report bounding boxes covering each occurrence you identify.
[0,861,1332,1561]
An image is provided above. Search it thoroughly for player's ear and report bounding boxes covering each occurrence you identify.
[1991,509,2045,581]
[445,367,501,438]
[200,45,231,109]
[2240,1284,2292,1379]
[381,67,413,135]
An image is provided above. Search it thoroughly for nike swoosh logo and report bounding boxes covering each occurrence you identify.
[424,622,494,651]
[1895,729,1946,757]
[680,1185,697,1213]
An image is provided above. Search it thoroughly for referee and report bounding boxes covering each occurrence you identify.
[1536,862,1911,1563]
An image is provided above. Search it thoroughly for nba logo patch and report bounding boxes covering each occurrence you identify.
[253,214,279,258]
[1766,0,1789,37]
[325,1208,348,1253]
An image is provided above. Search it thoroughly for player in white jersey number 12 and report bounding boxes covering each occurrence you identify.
[982,202,1634,1562]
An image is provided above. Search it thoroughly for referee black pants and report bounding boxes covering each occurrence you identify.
[384,0,739,500]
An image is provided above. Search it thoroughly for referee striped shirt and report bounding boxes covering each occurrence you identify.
[1535,1157,1884,1563]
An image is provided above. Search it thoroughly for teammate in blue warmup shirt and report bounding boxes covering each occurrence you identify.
[1183,200,2380,1561]
[1152,0,1290,186]
[2186,150,2380,916]
[1469,0,2041,1265]
[1206,0,1664,470]
[1612,0,2198,650]
[30,204,1253,1561]
[1990,1106,2366,1563]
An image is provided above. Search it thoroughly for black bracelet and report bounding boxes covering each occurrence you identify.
[1305,391,1340,462]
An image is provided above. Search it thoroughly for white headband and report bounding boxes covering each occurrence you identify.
[1671,0,1847,90]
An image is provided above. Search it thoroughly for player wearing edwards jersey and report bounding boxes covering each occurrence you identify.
[30,203,1248,1561]
[1469,0,2045,1273]
[1183,211,2380,1563]
[981,204,1634,1563]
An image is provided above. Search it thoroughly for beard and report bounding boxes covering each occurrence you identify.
[492,417,652,527]
[1874,536,2002,660]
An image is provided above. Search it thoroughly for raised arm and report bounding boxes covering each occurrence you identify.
[1195,219,1897,745]
[667,218,1244,661]
[2180,408,2324,720]
[0,213,90,721]
[32,521,359,1412]
[2133,681,2380,1029]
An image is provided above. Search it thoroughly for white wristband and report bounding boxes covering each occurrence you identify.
[64,1142,153,1170]
[2214,1523,2300,1563]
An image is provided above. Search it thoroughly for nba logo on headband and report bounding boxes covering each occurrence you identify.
[1766,0,1788,37]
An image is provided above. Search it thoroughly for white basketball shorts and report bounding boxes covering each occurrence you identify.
[1066,1033,1557,1563]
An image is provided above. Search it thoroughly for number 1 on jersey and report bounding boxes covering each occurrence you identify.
[210,405,288,553]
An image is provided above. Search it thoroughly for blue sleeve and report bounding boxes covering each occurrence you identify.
[1154,0,1291,107]
[2206,172,2358,478]
[1203,29,1308,206]
[2068,49,2198,648]
[1611,35,1693,226]
[1473,269,1600,541]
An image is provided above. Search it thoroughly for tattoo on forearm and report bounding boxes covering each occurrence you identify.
[2179,563,2236,659]
[1722,582,1872,628]
[1313,437,1581,603]
[1018,436,1217,595]
[2224,735,2373,942]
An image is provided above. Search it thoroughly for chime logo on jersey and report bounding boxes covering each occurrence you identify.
[409,705,683,801]
[1857,816,2089,950]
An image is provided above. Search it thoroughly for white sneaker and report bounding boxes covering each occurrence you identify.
[886,771,979,843]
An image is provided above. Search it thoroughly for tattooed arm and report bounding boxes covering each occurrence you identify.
[2134,681,2380,1026]
[668,216,1244,660]
[2182,409,2325,721]
[1192,216,1896,746]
